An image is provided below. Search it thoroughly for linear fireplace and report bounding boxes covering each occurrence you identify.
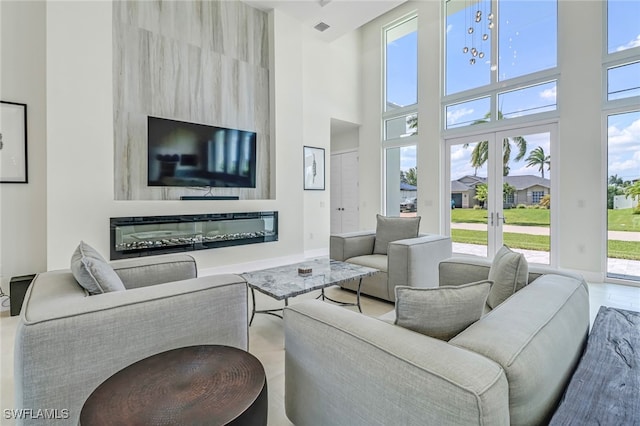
[110,212,278,260]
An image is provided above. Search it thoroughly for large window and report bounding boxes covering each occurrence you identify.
[384,15,419,215]
[605,0,640,281]
[444,0,558,130]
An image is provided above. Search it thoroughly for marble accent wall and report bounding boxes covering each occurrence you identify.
[113,1,270,200]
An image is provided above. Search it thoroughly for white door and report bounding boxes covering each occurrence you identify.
[331,151,359,234]
[445,124,556,265]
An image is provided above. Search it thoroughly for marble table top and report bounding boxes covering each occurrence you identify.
[241,258,379,300]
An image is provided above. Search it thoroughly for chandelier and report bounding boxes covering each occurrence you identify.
[462,0,493,65]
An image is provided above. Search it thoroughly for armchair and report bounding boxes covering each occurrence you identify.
[330,230,452,302]
[14,254,248,426]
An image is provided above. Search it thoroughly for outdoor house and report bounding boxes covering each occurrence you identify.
[451,175,551,209]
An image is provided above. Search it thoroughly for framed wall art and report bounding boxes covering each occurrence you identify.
[303,146,325,190]
[0,101,28,183]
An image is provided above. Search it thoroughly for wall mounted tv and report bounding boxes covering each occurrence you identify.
[147,116,257,188]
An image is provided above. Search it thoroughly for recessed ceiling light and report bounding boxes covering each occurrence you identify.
[314,22,330,32]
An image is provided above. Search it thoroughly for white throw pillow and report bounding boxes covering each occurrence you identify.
[70,241,125,295]
[487,245,529,309]
[394,280,492,341]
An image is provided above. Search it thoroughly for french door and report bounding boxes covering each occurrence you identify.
[445,124,556,264]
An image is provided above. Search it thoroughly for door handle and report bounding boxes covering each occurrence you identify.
[497,213,506,224]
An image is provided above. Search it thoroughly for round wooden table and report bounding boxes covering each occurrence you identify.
[80,345,267,426]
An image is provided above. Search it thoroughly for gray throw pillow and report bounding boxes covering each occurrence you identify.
[486,245,529,309]
[394,280,492,341]
[373,214,421,255]
[70,241,126,295]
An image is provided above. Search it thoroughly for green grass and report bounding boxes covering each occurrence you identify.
[451,208,550,226]
[607,208,640,232]
[452,207,640,232]
[451,229,640,261]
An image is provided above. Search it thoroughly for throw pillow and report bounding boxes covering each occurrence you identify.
[70,241,126,295]
[394,280,492,341]
[486,245,529,309]
[372,214,421,255]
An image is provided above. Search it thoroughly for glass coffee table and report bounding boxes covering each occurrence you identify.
[241,258,378,325]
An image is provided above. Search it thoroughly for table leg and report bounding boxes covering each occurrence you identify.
[356,277,363,313]
[250,287,257,326]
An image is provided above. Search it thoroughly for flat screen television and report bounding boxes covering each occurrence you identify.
[147,116,257,188]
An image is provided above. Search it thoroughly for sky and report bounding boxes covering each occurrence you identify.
[386,0,640,183]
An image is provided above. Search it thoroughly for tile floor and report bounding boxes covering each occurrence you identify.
[1,280,639,425]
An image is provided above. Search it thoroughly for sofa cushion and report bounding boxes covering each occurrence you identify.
[487,245,529,309]
[373,214,421,255]
[70,241,126,295]
[394,280,492,341]
[346,254,388,273]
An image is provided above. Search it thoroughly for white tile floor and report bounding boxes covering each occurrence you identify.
[1,279,639,425]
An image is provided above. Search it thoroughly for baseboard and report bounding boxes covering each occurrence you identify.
[304,248,329,259]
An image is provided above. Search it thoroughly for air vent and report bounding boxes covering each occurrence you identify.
[314,22,330,32]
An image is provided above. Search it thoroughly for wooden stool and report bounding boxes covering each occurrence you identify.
[80,345,267,425]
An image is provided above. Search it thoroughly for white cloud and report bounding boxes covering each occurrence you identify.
[447,107,474,125]
[616,34,640,52]
[539,86,557,101]
[608,116,640,180]
[446,24,453,34]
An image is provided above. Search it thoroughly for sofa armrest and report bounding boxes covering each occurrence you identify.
[438,256,493,287]
[284,300,509,426]
[387,235,452,299]
[111,254,197,289]
[15,272,248,426]
[330,231,376,261]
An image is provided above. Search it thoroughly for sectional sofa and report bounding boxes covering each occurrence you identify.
[284,256,590,425]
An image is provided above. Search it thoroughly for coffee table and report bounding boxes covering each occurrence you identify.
[241,258,378,325]
[80,345,267,425]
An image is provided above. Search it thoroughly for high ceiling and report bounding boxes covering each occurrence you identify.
[244,0,406,42]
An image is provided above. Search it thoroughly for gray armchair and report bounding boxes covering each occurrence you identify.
[330,230,452,302]
[14,254,248,426]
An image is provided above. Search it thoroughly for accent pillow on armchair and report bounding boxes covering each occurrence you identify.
[373,214,421,255]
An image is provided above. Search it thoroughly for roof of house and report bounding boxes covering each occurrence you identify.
[400,182,417,190]
[503,175,550,190]
[451,174,550,191]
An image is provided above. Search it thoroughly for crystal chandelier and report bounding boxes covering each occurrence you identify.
[463,0,493,65]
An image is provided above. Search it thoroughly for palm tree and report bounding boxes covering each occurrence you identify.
[404,167,418,186]
[462,112,527,176]
[525,146,551,178]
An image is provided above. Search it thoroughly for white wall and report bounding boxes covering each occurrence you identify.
[556,0,604,278]
[0,1,47,287]
[301,29,361,254]
[331,127,359,152]
[356,1,611,279]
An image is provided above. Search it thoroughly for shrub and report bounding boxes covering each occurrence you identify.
[517,204,527,209]
[539,194,551,209]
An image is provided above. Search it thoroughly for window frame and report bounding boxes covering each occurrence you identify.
[441,0,560,136]
[382,13,419,215]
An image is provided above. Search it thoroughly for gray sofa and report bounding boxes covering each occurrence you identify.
[330,231,452,302]
[14,254,248,426]
[284,256,590,425]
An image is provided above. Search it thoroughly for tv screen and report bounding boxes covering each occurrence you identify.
[147,116,257,188]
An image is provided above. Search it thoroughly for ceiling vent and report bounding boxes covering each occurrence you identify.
[314,22,331,32]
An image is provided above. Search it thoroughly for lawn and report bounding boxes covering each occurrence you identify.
[451,208,550,226]
[451,229,640,261]
[452,207,640,231]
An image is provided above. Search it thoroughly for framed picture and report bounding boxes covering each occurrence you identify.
[0,101,28,183]
[303,146,325,190]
